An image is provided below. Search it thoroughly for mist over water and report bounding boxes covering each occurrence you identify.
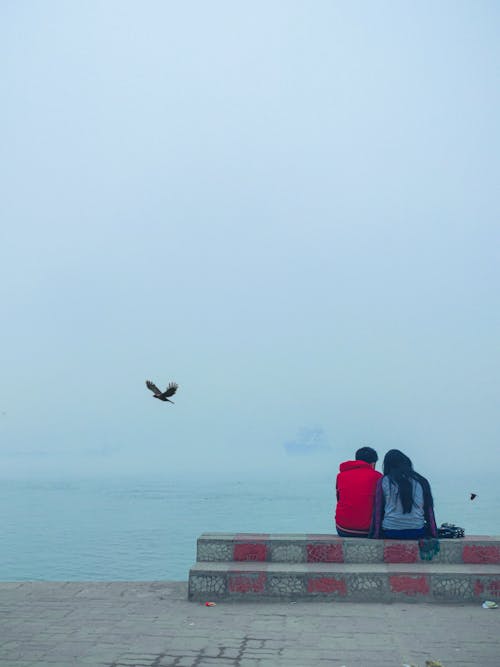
[2,473,498,581]
[1,2,499,580]
[1,2,499,482]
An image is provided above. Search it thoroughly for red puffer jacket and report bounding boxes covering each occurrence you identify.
[335,460,383,532]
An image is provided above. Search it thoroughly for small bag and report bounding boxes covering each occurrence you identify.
[419,537,440,560]
[437,522,465,539]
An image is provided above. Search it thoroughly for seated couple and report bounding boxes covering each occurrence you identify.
[335,447,437,539]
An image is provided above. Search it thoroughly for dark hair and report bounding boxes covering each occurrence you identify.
[355,446,378,464]
[383,449,433,513]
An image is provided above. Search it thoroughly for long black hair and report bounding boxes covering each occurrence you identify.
[383,449,434,514]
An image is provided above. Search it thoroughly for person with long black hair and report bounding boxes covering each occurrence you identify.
[370,449,437,539]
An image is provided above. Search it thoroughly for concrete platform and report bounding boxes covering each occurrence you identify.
[1,581,500,666]
[189,534,500,602]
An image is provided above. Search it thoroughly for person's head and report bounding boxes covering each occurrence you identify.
[383,449,413,476]
[355,446,378,467]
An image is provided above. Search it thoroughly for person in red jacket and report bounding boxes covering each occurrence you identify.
[335,447,383,537]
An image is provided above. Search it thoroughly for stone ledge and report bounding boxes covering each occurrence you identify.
[188,561,500,603]
[196,533,500,564]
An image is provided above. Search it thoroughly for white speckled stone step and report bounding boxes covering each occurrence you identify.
[188,561,500,603]
[196,533,500,564]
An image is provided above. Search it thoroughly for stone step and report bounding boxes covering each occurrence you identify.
[188,561,500,603]
[196,532,500,565]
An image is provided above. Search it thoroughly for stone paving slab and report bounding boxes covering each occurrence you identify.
[0,581,499,666]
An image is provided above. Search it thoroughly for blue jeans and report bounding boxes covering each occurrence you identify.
[383,527,426,540]
[336,526,369,538]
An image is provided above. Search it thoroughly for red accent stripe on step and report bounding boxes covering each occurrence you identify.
[233,543,268,561]
[307,576,347,595]
[389,575,429,595]
[384,543,418,563]
[228,572,266,593]
[306,543,344,562]
[462,545,500,564]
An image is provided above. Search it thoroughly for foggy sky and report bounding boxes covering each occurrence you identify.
[1,1,499,479]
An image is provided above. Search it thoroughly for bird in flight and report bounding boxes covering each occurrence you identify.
[470,493,477,501]
[146,380,179,403]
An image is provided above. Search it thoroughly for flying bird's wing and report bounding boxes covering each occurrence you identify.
[146,380,162,395]
[163,382,178,397]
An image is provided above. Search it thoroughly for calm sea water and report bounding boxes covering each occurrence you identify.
[1,473,498,581]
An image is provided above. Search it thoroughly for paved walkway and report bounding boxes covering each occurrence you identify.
[0,581,498,666]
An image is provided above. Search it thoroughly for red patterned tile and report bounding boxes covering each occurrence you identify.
[474,579,485,596]
[307,576,347,595]
[486,580,500,597]
[462,545,500,564]
[228,572,266,593]
[306,543,344,562]
[233,542,268,561]
[384,543,418,563]
[389,575,429,595]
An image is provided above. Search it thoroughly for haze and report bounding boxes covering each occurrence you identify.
[1,1,499,480]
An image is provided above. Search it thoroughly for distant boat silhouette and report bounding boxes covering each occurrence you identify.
[284,429,330,455]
